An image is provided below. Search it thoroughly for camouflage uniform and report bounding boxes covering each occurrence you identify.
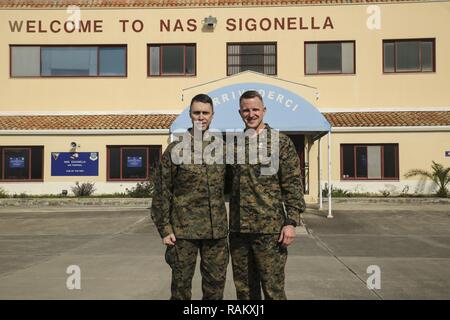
[229,125,306,300]
[151,131,229,300]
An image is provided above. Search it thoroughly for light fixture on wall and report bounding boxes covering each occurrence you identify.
[70,142,80,159]
[70,142,80,151]
[203,15,217,29]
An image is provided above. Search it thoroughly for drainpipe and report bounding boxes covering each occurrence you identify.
[327,129,333,219]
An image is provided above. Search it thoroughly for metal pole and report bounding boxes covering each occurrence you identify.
[327,130,333,218]
[319,137,322,209]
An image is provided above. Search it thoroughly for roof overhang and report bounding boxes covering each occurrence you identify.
[171,72,331,140]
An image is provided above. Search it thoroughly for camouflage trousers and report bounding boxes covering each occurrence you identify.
[229,233,287,300]
[165,238,229,300]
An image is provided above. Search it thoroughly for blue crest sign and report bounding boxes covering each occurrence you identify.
[51,152,99,176]
[171,82,330,135]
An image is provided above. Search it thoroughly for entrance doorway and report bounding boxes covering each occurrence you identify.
[286,134,307,194]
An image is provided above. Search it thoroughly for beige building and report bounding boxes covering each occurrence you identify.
[0,0,449,203]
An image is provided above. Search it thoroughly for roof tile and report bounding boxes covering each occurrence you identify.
[0,111,448,131]
[324,111,450,127]
[0,114,177,130]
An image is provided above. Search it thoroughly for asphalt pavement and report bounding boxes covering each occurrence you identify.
[0,202,448,299]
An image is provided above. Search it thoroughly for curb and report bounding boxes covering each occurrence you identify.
[321,197,450,204]
[0,198,152,208]
[0,197,448,208]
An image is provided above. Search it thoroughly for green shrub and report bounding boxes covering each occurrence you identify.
[71,182,96,197]
[322,183,351,197]
[0,187,9,198]
[126,178,154,198]
[12,192,28,198]
[405,161,450,198]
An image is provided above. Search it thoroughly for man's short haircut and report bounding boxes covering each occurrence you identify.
[190,93,214,113]
[239,90,264,106]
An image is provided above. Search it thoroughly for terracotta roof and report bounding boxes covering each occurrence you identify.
[0,0,423,9]
[0,111,449,131]
[324,111,450,127]
[0,114,176,130]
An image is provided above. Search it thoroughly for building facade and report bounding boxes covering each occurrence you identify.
[0,0,449,203]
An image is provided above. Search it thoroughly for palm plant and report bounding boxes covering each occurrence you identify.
[404,161,450,198]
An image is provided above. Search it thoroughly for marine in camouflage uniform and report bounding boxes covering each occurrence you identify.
[151,95,229,300]
[229,91,306,300]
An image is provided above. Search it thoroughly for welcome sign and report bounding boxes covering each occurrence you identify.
[51,152,99,176]
[127,156,143,168]
[9,157,25,168]
[171,82,330,134]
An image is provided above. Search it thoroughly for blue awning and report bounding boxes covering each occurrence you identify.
[171,82,331,139]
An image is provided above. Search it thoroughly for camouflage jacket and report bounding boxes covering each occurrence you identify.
[151,131,228,240]
[229,125,306,234]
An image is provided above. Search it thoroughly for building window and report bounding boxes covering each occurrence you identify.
[148,44,196,76]
[341,144,398,180]
[10,45,127,77]
[107,146,161,181]
[305,41,355,75]
[383,39,435,73]
[227,43,276,76]
[0,146,43,181]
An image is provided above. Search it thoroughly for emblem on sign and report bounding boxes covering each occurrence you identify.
[90,152,98,161]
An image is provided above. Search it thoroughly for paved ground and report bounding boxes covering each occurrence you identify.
[0,203,448,300]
